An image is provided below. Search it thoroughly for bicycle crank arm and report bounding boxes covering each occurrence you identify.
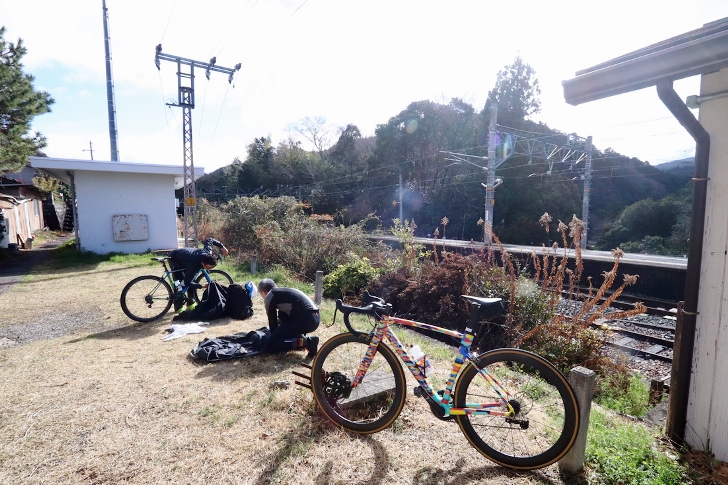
[413,386,454,421]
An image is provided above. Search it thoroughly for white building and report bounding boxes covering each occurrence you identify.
[563,18,728,461]
[30,157,203,254]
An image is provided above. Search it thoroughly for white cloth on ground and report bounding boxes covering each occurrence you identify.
[162,322,210,341]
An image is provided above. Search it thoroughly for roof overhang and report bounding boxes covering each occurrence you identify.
[29,157,205,185]
[563,18,728,105]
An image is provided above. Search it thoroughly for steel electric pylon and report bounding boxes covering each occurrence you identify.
[154,45,240,247]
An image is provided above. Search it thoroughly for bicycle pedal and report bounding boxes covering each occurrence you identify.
[413,386,425,398]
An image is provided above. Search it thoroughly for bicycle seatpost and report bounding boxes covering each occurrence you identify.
[465,303,484,335]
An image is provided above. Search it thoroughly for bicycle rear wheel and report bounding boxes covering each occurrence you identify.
[453,348,579,470]
[193,269,234,303]
[120,275,173,322]
[311,333,406,434]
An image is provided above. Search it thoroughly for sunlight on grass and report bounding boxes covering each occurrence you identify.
[585,409,691,484]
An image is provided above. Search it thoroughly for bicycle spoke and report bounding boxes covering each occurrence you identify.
[454,349,579,470]
[311,333,406,434]
[120,275,173,322]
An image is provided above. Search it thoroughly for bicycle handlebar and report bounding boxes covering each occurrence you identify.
[335,291,391,336]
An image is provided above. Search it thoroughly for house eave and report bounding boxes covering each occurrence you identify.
[563,21,728,105]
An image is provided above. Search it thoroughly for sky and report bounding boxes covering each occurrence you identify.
[2,0,728,173]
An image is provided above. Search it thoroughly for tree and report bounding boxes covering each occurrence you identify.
[0,27,54,172]
[330,123,363,177]
[238,136,275,189]
[484,55,541,127]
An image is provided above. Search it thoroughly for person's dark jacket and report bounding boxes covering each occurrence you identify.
[169,247,208,287]
[264,287,319,331]
[202,237,225,254]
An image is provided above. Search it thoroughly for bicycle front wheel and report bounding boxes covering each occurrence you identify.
[311,333,406,434]
[120,275,173,322]
[453,349,579,470]
[193,269,234,303]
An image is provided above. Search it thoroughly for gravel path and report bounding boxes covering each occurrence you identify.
[0,234,74,296]
[0,233,80,347]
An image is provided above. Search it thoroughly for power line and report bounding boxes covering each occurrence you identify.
[240,0,310,64]
[209,0,259,58]
[159,0,178,43]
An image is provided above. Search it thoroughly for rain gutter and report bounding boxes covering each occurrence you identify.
[656,79,710,442]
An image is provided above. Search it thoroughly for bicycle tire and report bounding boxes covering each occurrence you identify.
[193,269,234,303]
[120,275,174,322]
[311,333,407,434]
[453,348,579,470]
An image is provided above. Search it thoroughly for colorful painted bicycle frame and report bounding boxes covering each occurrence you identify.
[351,308,516,418]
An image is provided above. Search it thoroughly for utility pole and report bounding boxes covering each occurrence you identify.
[398,172,403,222]
[581,136,593,249]
[83,141,94,160]
[485,102,498,244]
[102,0,119,161]
[155,45,240,248]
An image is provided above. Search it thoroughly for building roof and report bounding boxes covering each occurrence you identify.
[0,166,38,187]
[563,17,728,105]
[29,157,205,185]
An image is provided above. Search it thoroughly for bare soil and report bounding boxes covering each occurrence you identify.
[0,237,724,484]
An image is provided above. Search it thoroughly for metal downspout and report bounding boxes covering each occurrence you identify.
[66,171,80,251]
[656,79,710,443]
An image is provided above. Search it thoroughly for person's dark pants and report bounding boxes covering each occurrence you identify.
[169,259,198,309]
[265,311,320,353]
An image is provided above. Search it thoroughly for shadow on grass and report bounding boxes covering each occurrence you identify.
[254,424,391,485]
[62,316,255,347]
[64,319,171,343]
[412,457,582,484]
[190,351,311,381]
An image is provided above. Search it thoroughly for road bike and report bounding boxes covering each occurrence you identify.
[309,291,579,470]
[120,257,233,322]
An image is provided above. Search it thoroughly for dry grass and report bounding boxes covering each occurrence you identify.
[0,260,583,484]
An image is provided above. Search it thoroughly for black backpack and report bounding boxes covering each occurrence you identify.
[225,283,254,320]
[173,281,228,321]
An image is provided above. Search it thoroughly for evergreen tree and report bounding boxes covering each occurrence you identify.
[238,136,275,189]
[484,55,541,128]
[0,27,54,172]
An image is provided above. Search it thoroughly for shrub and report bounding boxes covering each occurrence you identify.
[511,277,554,334]
[323,257,380,299]
[369,252,517,332]
[197,196,301,252]
[255,213,371,280]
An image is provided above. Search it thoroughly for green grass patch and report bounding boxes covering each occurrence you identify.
[584,409,691,484]
[595,373,651,417]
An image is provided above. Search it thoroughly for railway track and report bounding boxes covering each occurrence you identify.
[556,288,678,384]
[592,297,677,383]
